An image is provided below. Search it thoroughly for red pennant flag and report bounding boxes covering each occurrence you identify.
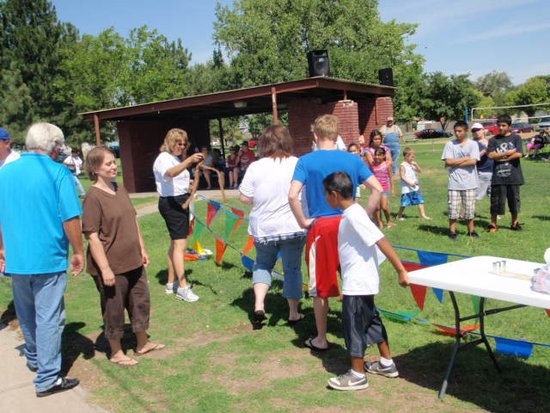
[433,323,480,337]
[546,309,550,317]
[229,208,245,238]
[215,237,228,266]
[242,235,255,256]
[206,202,221,227]
[409,283,427,310]
[402,261,428,272]
[188,218,195,237]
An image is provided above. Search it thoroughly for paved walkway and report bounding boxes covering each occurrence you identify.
[0,189,238,412]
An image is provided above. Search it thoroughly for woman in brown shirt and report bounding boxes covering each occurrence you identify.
[82,147,164,366]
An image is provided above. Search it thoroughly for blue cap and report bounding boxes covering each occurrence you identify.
[0,128,10,140]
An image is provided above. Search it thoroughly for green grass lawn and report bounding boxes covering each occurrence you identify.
[1,142,550,412]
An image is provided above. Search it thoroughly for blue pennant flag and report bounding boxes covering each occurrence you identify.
[241,256,254,272]
[417,250,449,266]
[432,288,445,303]
[494,337,534,358]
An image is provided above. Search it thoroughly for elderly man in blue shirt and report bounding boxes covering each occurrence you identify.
[0,122,84,397]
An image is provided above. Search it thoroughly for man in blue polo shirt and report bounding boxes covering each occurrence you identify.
[0,122,84,397]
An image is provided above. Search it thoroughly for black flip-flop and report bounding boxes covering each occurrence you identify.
[254,310,267,323]
[303,337,329,352]
[287,313,305,325]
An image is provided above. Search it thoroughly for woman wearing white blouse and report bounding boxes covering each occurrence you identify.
[153,129,204,302]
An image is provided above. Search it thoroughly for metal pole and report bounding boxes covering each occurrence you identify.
[218,118,226,158]
[93,114,101,146]
[271,87,279,124]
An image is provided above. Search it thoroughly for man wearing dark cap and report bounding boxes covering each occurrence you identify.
[0,127,20,168]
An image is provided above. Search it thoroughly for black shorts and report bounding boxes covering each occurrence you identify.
[158,195,191,240]
[342,295,388,358]
[490,184,521,215]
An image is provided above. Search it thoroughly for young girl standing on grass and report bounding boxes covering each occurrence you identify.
[365,130,393,169]
[397,147,431,221]
[370,148,396,229]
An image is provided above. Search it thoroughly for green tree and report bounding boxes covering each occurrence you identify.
[475,71,513,105]
[418,72,481,129]
[213,0,423,120]
[505,76,550,116]
[0,63,33,143]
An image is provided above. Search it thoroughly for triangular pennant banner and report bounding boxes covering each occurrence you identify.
[242,235,255,256]
[206,201,221,227]
[409,284,427,310]
[433,288,445,303]
[193,240,206,255]
[494,337,534,358]
[402,261,428,272]
[546,309,550,317]
[471,295,481,314]
[188,218,195,237]
[228,208,245,239]
[433,323,480,337]
[215,237,228,266]
[241,255,254,272]
[417,250,449,266]
[224,211,240,240]
[193,219,206,241]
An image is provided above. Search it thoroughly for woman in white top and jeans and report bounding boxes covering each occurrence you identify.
[153,129,204,302]
[239,125,306,326]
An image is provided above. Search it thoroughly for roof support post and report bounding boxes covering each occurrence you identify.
[271,87,279,124]
[93,114,101,146]
[218,118,226,158]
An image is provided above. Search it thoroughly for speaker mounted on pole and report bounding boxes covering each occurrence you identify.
[378,68,394,86]
[307,50,331,77]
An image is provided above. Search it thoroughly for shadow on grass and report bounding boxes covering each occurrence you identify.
[154,269,194,286]
[394,341,550,412]
[417,224,449,236]
[533,215,550,221]
[0,300,16,330]
[61,321,95,375]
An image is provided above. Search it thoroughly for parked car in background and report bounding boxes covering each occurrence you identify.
[479,120,500,136]
[511,122,533,133]
[414,129,452,139]
[536,117,550,132]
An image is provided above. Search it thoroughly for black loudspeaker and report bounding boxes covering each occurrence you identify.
[307,50,331,77]
[378,68,394,86]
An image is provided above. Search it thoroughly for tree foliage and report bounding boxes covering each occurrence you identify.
[505,76,550,116]
[417,72,481,129]
[213,0,423,121]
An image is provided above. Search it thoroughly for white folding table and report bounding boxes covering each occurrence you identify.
[408,255,550,399]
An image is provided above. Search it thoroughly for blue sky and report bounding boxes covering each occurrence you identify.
[51,0,549,85]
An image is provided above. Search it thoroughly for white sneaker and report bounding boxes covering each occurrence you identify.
[176,286,199,302]
[165,283,175,294]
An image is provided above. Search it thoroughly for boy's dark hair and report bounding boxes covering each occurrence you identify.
[323,172,354,200]
[454,120,468,130]
[497,114,512,126]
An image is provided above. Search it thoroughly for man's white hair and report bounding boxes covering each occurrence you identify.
[26,123,65,152]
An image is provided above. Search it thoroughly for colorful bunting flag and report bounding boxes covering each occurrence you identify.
[206,201,221,226]
[193,240,206,255]
[230,207,245,238]
[433,288,445,303]
[215,237,228,266]
[470,295,481,314]
[243,235,255,256]
[546,309,550,317]
[494,337,534,358]
[193,219,206,241]
[417,250,449,266]
[433,323,480,337]
[241,255,254,271]
[224,211,241,240]
[409,284,428,310]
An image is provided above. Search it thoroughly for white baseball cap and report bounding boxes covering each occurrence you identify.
[471,122,484,130]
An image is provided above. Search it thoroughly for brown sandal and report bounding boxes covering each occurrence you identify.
[487,224,498,233]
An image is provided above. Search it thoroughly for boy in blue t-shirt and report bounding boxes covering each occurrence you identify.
[288,114,383,351]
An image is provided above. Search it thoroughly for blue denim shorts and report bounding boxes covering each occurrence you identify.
[253,236,306,300]
[401,191,425,207]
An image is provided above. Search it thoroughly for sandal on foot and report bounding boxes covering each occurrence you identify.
[287,313,305,325]
[135,342,166,356]
[303,337,329,352]
[487,224,498,233]
[511,222,522,231]
[254,310,267,323]
[110,357,138,366]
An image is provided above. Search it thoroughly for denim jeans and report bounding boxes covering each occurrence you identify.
[10,272,67,392]
[253,237,305,300]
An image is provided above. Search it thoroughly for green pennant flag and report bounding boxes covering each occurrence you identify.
[224,211,240,240]
[471,295,481,317]
[193,219,206,242]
